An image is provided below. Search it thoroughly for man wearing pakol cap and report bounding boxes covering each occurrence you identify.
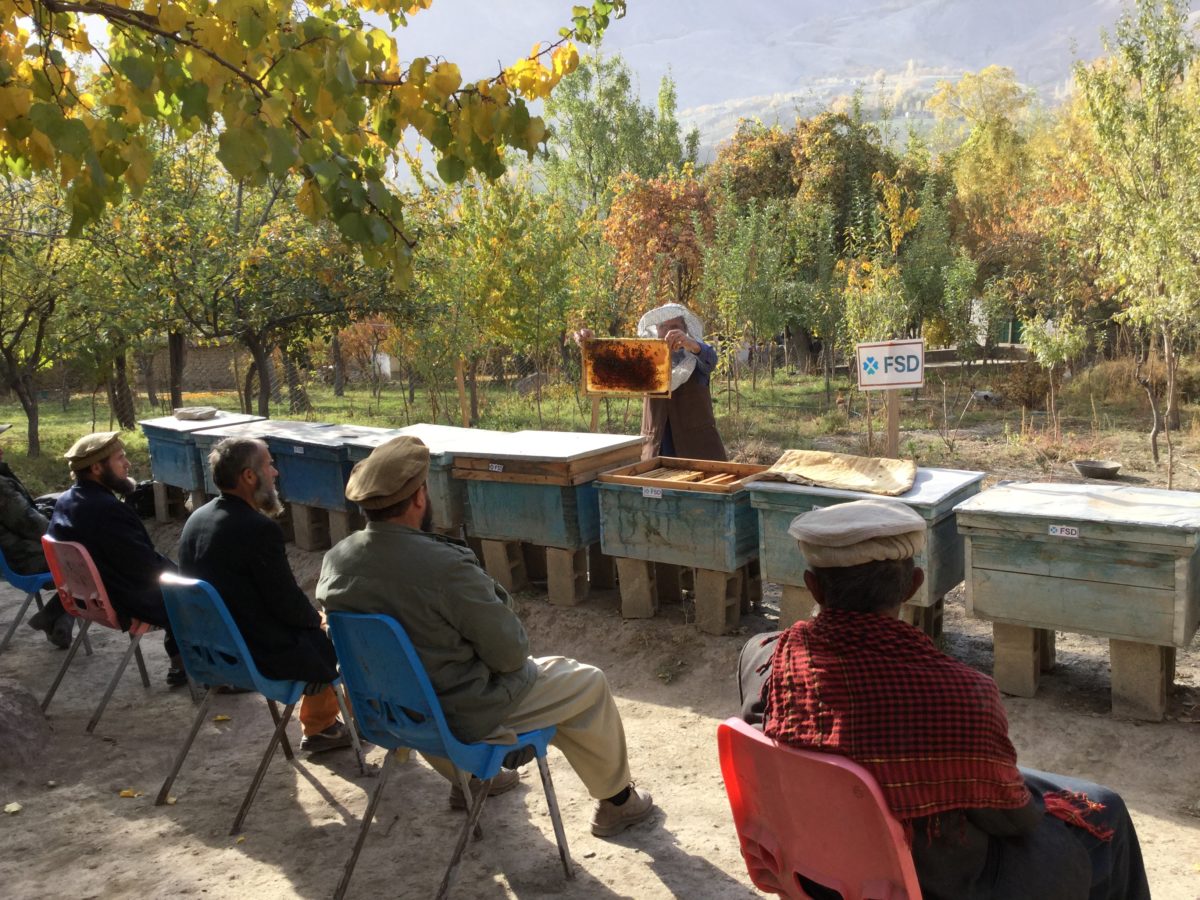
[179,438,353,753]
[318,435,656,835]
[0,424,75,648]
[575,303,726,461]
[738,498,1149,900]
[48,431,184,685]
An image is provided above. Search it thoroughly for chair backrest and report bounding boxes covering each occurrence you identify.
[718,718,922,900]
[327,611,491,773]
[41,536,124,630]
[159,573,298,700]
[0,545,53,594]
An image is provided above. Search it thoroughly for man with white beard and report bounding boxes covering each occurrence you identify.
[178,438,351,753]
[49,431,184,684]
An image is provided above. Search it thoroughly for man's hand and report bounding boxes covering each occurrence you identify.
[663,329,700,354]
[572,327,595,347]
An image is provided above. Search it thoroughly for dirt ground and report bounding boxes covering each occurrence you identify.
[1,517,1198,900]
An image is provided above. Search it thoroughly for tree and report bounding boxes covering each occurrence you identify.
[1075,0,1200,441]
[543,52,698,214]
[705,119,797,208]
[0,1,624,278]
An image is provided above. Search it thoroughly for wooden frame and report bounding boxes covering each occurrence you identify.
[597,456,769,494]
[453,444,641,487]
[582,338,671,398]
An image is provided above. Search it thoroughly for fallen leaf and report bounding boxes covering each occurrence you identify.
[4,802,21,815]
[236,835,246,844]
[118,789,143,799]
[165,796,177,806]
[213,714,232,723]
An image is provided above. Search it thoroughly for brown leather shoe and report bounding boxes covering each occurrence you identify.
[448,767,521,810]
[591,786,655,837]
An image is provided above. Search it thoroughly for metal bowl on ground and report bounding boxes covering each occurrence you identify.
[1072,459,1121,480]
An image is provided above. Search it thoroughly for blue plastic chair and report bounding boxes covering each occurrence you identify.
[0,546,55,653]
[156,574,366,834]
[327,611,574,900]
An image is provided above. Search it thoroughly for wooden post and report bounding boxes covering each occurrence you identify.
[885,388,900,458]
[589,396,600,433]
[454,357,470,428]
[616,558,657,619]
[992,622,1040,698]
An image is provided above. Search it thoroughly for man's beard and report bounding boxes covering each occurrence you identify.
[100,464,136,496]
[421,502,434,533]
[254,471,285,518]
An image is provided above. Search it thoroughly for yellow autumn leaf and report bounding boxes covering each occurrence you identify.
[118,789,142,798]
[213,714,231,722]
[159,3,187,32]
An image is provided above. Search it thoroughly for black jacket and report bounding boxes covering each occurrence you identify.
[48,478,174,628]
[0,461,49,575]
[179,494,337,683]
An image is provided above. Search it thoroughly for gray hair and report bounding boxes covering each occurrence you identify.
[209,438,267,491]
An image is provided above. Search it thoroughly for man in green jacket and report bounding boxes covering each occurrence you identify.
[317,435,655,837]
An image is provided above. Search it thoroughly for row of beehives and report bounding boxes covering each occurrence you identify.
[141,413,1200,721]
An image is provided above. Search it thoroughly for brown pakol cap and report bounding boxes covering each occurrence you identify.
[787,497,926,568]
[63,431,123,471]
[345,435,430,510]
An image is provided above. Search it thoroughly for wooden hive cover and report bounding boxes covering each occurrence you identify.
[452,430,643,486]
[597,456,769,494]
[582,338,671,397]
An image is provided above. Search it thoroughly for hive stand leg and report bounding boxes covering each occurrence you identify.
[465,536,484,565]
[694,568,743,635]
[992,623,1040,698]
[588,543,617,590]
[1037,628,1057,672]
[480,540,528,593]
[740,560,763,613]
[654,563,684,606]
[187,490,207,515]
[152,481,173,524]
[274,505,295,543]
[522,543,548,582]
[778,584,816,629]
[615,558,657,619]
[327,508,363,545]
[1110,640,1171,722]
[546,547,588,607]
[901,597,945,640]
[291,504,331,551]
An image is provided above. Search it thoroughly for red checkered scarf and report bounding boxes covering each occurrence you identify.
[762,609,1030,819]
[761,610,1114,840]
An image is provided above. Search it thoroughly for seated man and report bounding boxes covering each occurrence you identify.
[739,499,1150,900]
[47,432,183,685]
[178,437,352,753]
[0,424,73,648]
[318,435,655,834]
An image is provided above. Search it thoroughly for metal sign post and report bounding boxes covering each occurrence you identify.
[855,338,925,459]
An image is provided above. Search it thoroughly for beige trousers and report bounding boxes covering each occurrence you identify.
[422,656,631,800]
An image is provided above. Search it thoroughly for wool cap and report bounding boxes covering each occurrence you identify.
[345,435,429,510]
[64,431,123,471]
[787,497,926,568]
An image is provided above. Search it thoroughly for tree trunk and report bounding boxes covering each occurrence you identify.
[282,348,311,415]
[12,374,40,458]
[1162,326,1180,431]
[246,337,273,417]
[111,352,137,429]
[331,333,345,397]
[1134,355,1160,465]
[467,357,480,426]
[138,350,159,409]
[168,330,186,410]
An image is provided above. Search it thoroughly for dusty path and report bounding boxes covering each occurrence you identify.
[0,520,1197,899]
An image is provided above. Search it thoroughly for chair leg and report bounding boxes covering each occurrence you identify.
[0,591,36,652]
[266,698,295,761]
[453,766,484,840]
[437,776,492,900]
[333,749,397,900]
[132,640,150,688]
[41,619,92,712]
[86,632,145,734]
[156,687,215,805]
[231,701,296,835]
[334,683,368,777]
[536,754,575,880]
[81,629,93,656]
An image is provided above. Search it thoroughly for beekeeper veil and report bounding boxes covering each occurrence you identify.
[636,304,706,391]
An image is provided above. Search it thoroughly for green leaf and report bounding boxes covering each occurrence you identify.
[264,127,298,175]
[216,128,266,179]
[436,155,467,184]
[237,7,268,48]
[116,55,156,91]
[337,211,372,243]
[177,82,210,123]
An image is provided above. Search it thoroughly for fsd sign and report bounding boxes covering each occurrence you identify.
[856,338,925,390]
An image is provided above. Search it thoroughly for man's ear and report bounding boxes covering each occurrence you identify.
[905,566,926,603]
[803,569,825,607]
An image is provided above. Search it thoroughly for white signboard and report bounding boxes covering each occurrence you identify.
[856,339,925,390]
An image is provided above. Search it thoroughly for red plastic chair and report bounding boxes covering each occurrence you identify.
[40,536,156,733]
[718,718,923,900]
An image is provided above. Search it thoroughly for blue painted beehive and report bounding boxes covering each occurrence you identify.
[596,457,767,572]
[140,412,263,492]
[748,467,985,607]
[452,431,642,550]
